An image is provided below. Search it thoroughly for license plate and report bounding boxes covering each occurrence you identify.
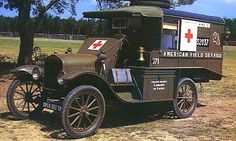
[43,102,62,112]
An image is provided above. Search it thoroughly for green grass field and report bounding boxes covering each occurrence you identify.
[0,37,83,59]
[0,36,236,59]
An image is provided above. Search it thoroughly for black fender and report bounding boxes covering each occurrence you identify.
[11,65,43,79]
[62,71,128,104]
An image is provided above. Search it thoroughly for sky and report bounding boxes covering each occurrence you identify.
[0,0,236,19]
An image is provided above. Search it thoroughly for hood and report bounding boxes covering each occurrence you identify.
[46,54,97,73]
[78,35,125,70]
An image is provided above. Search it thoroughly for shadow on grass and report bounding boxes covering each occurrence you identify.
[0,102,175,140]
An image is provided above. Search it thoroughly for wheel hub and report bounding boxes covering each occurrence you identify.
[24,92,33,102]
[80,106,89,115]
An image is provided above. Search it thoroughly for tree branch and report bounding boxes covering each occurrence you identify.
[33,0,60,28]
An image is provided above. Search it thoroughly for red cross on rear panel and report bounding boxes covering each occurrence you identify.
[88,40,107,50]
[185,29,193,43]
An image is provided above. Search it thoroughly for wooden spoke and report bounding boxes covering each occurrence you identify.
[179,100,185,111]
[30,102,37,109]
[181,86,184,93]
[31,86,41,94]
[26,83,29,93]
[22,102,27,111]
[75,99,82,108]
[16,99,25,108]
[184,84,187,92]
[77,116,83,128]
[88,106,99,111]
[183,101,187,112]
[87,99,96,108]
[29,83,34,93]
[15,91,25,96]
[27,102,30,112]
[71,115,81,126]
[70,106,80,111]
[85,115,92,124]
[81,94,85,106]
[14,97,24,101]
[88,112,97,117]
[85,95,91,106]
[177,99,184,106]
[69,112,81,118]
[19,85,26,94]
[83,122,86,129]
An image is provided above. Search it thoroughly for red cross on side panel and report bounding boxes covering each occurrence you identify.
[185,29,193,43]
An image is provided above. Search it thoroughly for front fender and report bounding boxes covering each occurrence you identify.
[11,65,43,78]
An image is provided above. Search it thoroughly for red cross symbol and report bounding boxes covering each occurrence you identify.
[185,29,193,43]
[92,41,103,49]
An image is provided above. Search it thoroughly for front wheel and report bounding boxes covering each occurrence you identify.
[173,78,198,118]
[7,79,44,119]
[61,85,105,138]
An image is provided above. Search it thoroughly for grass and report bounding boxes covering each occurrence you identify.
[224,46,236,59]
[0,37,83,59]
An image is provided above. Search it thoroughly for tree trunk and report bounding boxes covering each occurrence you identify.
[17,2,34,66]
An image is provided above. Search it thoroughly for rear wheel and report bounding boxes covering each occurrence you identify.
[7,79,44,119]
[61,85,105,138]
[173,78,198,118]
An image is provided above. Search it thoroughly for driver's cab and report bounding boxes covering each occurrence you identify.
[82,6,164,68]
[111,17,162,67]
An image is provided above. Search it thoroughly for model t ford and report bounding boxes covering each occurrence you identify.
[6,0,225,138]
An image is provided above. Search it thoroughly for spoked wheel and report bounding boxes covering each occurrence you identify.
[7,79,44,119]
[173,78,198,118]
[61,85,105,138]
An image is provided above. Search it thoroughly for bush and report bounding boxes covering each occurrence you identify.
[32,46,48,66]
[0,55,17,74]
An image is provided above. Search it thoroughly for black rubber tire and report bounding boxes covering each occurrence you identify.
[173,78,198,118]
[61,85,105,138]
[7,79,44,119]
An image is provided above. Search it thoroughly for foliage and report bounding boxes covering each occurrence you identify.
[224,18,236,40]
[0,0,80,65]
[97,0,129,10]
[170,0,197,7]
[0,54,15,63]
[96,0,197,10]
[0,54,16,74]
[32,46,48,65]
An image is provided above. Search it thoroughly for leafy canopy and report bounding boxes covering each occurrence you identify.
[0,0,79,16]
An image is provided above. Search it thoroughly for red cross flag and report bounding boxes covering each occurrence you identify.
[88,40,107,51]
[180,19,198,52]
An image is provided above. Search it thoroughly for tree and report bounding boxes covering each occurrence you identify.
[170,0,196,8]
[0,0,79,65]
[96,0,197,10]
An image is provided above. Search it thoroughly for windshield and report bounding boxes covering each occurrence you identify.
[86,17,142,37]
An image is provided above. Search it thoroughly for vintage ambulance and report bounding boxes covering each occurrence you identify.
[6,1,225,138]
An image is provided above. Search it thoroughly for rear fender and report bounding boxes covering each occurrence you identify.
[63,72,126,104]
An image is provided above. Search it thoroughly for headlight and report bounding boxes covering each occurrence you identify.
[57,70,66,85]
[32,67,40,80]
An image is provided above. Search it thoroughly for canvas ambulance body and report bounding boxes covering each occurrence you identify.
[6,3,225,138]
